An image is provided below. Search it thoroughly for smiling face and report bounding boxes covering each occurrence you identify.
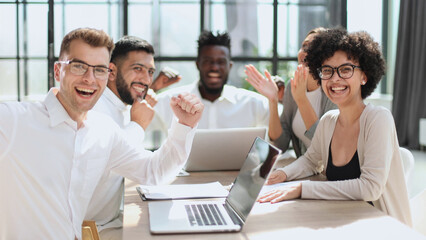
[54,39,110,119]
[321,50,366,108]
[111,50,155,105]
[196,45,232,97]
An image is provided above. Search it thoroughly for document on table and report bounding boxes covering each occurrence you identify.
[137,181,229,201]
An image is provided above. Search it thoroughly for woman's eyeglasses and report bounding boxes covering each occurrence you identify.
[317,63,361,80]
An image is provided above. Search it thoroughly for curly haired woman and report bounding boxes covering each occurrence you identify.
[258,28,412,226]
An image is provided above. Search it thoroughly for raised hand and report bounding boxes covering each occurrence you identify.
[151,67,182,92]
[290,64,309,104]
[170,93,204,128]
[244,64,279,102]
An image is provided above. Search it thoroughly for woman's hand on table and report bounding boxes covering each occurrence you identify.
[257,182,302,203]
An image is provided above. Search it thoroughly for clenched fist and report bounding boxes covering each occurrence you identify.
[170,93,204,128]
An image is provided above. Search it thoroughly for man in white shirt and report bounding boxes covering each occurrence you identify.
[0,28,203,240]
[151,31,269,136]
[86,36,180,239]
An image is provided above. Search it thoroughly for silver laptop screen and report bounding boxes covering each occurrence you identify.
[226,137,281,222]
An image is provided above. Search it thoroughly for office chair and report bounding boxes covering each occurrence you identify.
[399,147,415,186]
[82,220,100,240]
[410,189,426,236]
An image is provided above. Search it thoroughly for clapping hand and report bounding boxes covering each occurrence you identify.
[291,64,309,103]
[245,64,279,102]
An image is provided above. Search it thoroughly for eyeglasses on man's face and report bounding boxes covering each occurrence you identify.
[317,63,362,80]
[57,60,111,80]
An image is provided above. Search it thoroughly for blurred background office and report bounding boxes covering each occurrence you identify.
[0,0,394,101]
[0,0,425,196]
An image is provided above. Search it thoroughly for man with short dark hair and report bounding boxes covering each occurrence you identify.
[0,28,203,239]
[85,36,181,239]
[151,31,269,134]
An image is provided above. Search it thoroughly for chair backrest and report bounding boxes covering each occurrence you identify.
[399,147,415,186]
[410,189,426,236]
[82,220,100,240]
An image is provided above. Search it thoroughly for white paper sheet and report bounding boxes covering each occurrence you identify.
[138,181,229,200]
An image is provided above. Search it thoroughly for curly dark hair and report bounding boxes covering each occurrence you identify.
[197,30,231,60]
[305,28,386,99]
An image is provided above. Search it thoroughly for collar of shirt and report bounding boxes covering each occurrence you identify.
[44,88,79,129]
[220,85,238,104]
[193,82,237,104]
[103,87,128,113]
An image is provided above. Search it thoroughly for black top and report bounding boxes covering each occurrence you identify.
[326,142,373,206]
[326,142,361,181]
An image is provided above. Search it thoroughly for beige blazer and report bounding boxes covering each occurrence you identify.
[279,104,412,226]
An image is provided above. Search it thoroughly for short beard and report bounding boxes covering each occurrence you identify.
[199,76,227,95]
[116,71,134,105]
[202,84,224,95]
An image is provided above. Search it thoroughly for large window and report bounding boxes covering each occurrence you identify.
[0,1,49,101]
[347,0,384,93]
[0,0,350,101]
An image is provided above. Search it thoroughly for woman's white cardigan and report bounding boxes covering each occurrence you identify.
[278,104,412,226]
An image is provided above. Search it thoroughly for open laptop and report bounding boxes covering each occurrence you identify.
[184,127,267,172]
[148,137,281,234]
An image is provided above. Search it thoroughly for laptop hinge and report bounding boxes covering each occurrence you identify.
[223,201,244,226]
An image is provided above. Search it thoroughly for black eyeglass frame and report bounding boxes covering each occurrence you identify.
[317,63,362,80]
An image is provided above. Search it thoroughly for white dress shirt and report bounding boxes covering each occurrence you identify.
[0,88,195,240]
[149,82,269,138]
[85,87,145,232]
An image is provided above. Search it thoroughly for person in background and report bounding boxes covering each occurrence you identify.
[0,28,204,239]
[258,28,412,226]
[86,36,181,239]
[150,30,269,135]
[245,27,336,157]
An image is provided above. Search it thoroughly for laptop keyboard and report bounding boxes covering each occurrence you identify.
[185,203,228,226]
